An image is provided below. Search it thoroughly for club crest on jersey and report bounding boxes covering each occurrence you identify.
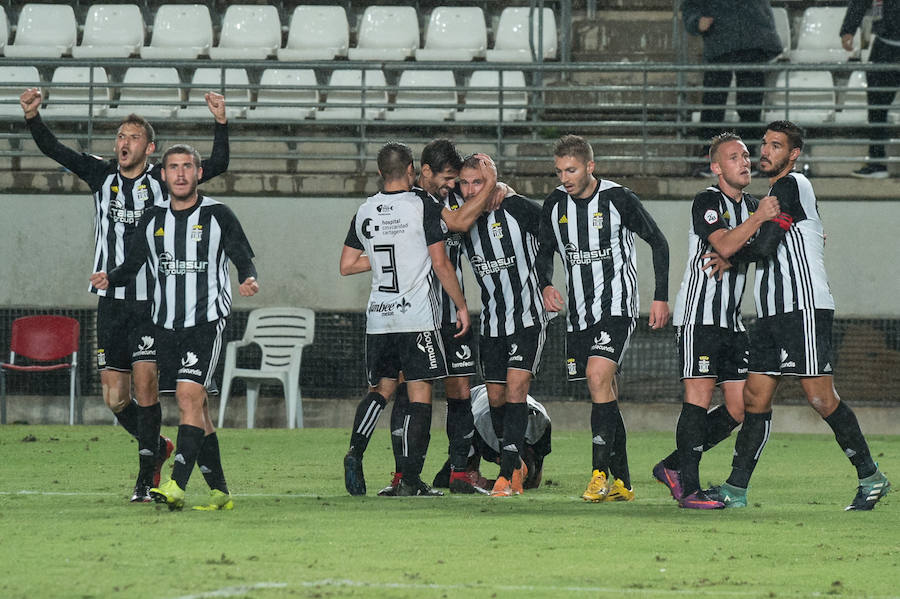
[191,224,203,242]
[704,209,719,225]
[96,348,106,367]
[490,222,504,239]
[136,185,149,202]
[567,357,577,375]
[592,211,604,229]
[698,355,710,373]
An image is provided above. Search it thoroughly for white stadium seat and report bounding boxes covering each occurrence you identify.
[107,67,182,119]
[835,70,868,125]
[348,6,419,61]
[248,69,319,121]
[43,67,110,118]
[141,4,213,59]
[316,69,388,121]
[791,7,859,63]
[210,5,281,60]
[72,4,144,58]
[486,7,557,62]
[179,68,250,120]
[0,66,41,118]
[0,7,9,55]
[278,5,349,61]
[386,70,457,122]
[772,6,791,60]
[457,70,528,122]
[416,7,487,61]
[5,4,77,58]
[764,70,835,125]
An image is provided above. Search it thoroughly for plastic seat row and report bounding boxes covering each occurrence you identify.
[0,66,530,122]
[773,6,863,63]
[0,4,557,62]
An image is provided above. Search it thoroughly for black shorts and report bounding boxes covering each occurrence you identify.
[565,317,636,381]
[157,319,226,393]
[365,330,448,386]
[441,324,477,377]
[96,296,156,371]
[749,309,835,377]
[677,324,749,383]
[479,323,547,383]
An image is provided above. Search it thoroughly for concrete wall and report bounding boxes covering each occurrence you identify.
[1,193,899,317]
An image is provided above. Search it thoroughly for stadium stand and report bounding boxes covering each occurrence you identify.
[209,4,281,60]
[179,67,251,120]
[771,6,791,60]
[106,66,181,119]
[72,4,145,59]
[315,69,388,121]
[764,70,836,125]
[0,65,40,118]
[140,4,214,59]
[348,5,420,61]
[385,69,458,122]
[456,69,528,122]
[486,6,557,62]
[277,5,349,61]
[42,66,110,118]
[0,6,8,55]
[4,4,77,58]
[791,7,859,63]
[415,6,488,61]
[248,68,319,121]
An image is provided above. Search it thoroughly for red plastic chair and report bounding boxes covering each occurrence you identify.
[0,315,80,425]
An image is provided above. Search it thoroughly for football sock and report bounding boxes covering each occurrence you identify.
[446,397,474,471]
[726,411,772,489]
[136,403,162,483]
[390,386,409,471]
[489,404,506,441]
[171,424,205,490]
[609,405,631,489]
[115,398,140,438]
[498,402,527,480]
[823,401,876,479]
[675,403,708,496]
[590,401,619,473]
[348,391,387,458]
[399,402,432,480]
[196,432,229,494]
[703,403,741,451]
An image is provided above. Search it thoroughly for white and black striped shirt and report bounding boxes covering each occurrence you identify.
[673,186,758,331]
[537,180,670,332]
[437,189,467,327]
[107,196,256,329]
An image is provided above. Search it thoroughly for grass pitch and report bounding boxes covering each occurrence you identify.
[0,424,897,599]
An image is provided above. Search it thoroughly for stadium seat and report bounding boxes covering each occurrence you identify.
[5,4,77,58]
[457,70,528,122]
[209,5,281,60]
[772,6,791,60]
[764,70,835,125]
[248,69,318,120]
[72,4,144,58]
[141,4,213,59]
[178,68,250,120]
[277,5,349,61]
[42,67,110,118]
[348,6,419,61]
[316,69,388,121]
[791,7,859,63]
[0,7,9,55]
[0,66,41,118]
[416,6,487,61]
[107,67,182,119]
[486,7,557,62]
[218,307,315,429]
[0,315,80,425]
[835,70,868,125]
[386,70,457,121]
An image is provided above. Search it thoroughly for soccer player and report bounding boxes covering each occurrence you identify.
[707,121,891,510]
[536,134,670,502]
[654,132,779,509]
[340,142,471,497]
[20,88,230,502]
[90,144,258,511]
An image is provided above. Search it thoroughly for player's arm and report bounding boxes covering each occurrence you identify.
[198,92,229,183]
[441,154,499,232]
[694,192,779,258]
[339,214,371,275]
[429,241,470,336]
[218,206,259,296]
[536,196,564,312]
[93,212,154,288]
[618,190,670,328]
[728,178,800,264]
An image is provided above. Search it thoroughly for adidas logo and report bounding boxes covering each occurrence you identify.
[391,428,403,437]
[693,445,704,452]
[199,465,212,474]
[559,215,568,224]
[502,443,518,452]
[139,448,154,456]
[592,435,606,446]
[174,453,186,465]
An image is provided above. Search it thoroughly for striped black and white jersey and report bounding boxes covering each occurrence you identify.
[437,188,467,327]
[461,194,549,337]
[344,188,445,334]
[673,186,759,331]
[26,114,229,301]
[753,172,834,317]
[107,196,256,329]
[536,179,670,332]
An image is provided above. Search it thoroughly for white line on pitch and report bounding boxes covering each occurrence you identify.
[169,582,287,599]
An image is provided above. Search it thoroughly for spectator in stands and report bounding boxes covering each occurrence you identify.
[841,0,900,178]
[681,0,782,176]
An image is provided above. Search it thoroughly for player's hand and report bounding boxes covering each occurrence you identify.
[20,88,42,119]
[489,182,507,212]
[454,308,471,338]
[841,33,855,52]
[205,91,227,124]
[701,252,732,280]
[698,16,714,32]
[239,277,259,296]
[648,300,670,330]
[542,286,565,312]
[755,195,780,222]
[90,271,109,290]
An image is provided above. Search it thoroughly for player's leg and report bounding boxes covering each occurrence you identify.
[583,355,619,501]
[675,378,717,499]
[193,397,233,510]
[498,368,530,495]
[442,324,477,481]
[377,381,407,496]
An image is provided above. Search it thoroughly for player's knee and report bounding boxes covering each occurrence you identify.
[102,384,129,412]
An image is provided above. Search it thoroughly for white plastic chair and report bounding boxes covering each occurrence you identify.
[791,7,859,63]
[5,4,77,58]
[772,7,791,60]
[218,307,315,429]
[316,69,388,120]
[457,70,527,122]
[73,4,144,58]
[43,67,110,118]
[141,4,213,59]
[416,7,487,61]
[486,7,557,62]
[835,70,868,125]
[248,69,318,120]
[0,7,9,55]
[210,5,281,60]
[764,70,835,125]
[348,6,419,61]
[386,70,457,121]
[0,66,41,118]
[178,68,250,120]
[107,67,182,119]
[277,5,349,61]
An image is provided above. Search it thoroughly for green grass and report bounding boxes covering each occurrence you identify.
[1,425,897,599]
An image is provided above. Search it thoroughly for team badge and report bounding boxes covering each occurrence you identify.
[490,222,503,239]
[698,355,710,374]
[592,212,604,229]
[191,224,203,242]
[96,349,106,367]
[136,185,149,202]
[566,357,577,375]
[704,209,719,225]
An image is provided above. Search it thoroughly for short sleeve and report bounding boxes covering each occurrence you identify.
[344,214,363,250]
[422,196,445,246]
[690,190,728,242]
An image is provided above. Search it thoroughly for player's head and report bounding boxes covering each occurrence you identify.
[160,144,203,202]
[759,120,803,179]
[709,132,751,191]
[115,114,156,172]
[553,134,596,199]
[419,138,462,199]
[377,141,415,188]
[458,153,490,203]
